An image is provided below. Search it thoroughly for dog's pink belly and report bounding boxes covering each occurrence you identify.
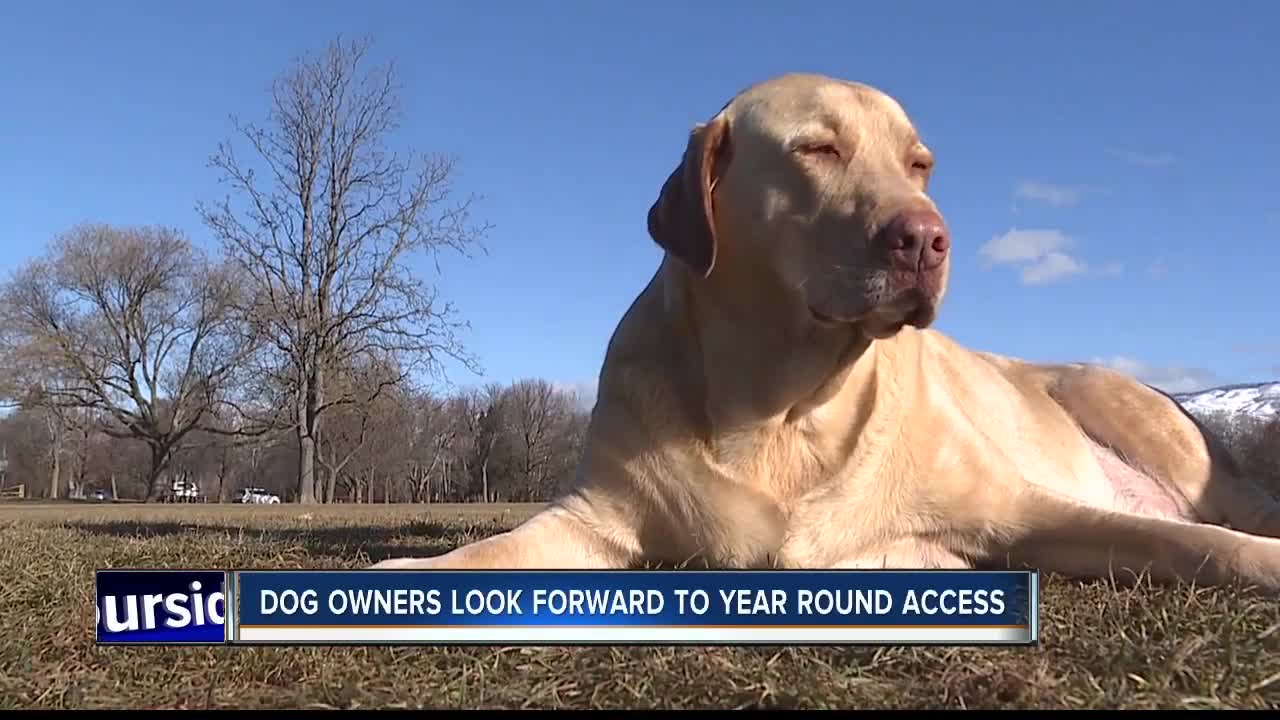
[1089,442,1194,521]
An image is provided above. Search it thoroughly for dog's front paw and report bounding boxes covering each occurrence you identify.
[367,556,440,570]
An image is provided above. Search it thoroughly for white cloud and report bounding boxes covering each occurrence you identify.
[1021,252,1087,285]
[1013,181,1106,208]
[554,379,598,411]
[1014,181,1083,208]
[980,228,1072,266]
[1147,258,1169,278]
[1107,148,1176,168]
[1090,355,1220,394]
[979,228,1118,286]
[1231,342,1280,356]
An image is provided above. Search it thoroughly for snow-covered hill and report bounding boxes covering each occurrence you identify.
[1173,381,1280,422]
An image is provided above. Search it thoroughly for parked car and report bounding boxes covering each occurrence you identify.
[170,477,201,502]
[238,487,281,504]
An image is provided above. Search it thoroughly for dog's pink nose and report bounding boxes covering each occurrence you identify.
[882,209,949,271]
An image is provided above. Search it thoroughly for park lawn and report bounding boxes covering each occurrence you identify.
[0,502,1277,710]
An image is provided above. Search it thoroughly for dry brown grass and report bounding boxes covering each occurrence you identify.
[1,501,1278,710]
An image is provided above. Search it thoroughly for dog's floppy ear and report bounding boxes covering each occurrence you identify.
[646,115,731,278]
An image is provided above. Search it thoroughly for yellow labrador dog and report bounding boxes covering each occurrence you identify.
[374,73,1280,592]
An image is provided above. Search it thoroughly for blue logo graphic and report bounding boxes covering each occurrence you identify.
[95,570,228,644]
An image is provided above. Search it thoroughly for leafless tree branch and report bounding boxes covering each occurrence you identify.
[197,34,489,503]
[0,224,266,501]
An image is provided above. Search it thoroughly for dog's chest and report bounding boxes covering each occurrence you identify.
[717,421,851,503]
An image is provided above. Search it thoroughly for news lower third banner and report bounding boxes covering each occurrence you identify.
[96,569,1039,646]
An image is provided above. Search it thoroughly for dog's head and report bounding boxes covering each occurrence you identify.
[648,73,949,339]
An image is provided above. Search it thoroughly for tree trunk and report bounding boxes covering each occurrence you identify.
[384,472,391,504]
[297,426,317,504]
[216,449,229,503]
[145,444,171,503]
[45,409,63,500]
[481,457,489,504]
[75,424,89,499]
[325,466,338,505]
[442,457,450,503]
[459,456,469,503]
[296,367,318,504]
[49,448,60,500]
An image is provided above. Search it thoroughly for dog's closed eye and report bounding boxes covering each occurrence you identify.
[794,142,843,161]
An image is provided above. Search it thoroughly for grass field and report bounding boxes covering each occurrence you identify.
[1,501,1278,710]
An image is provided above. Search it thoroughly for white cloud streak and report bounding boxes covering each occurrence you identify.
[1014,181,1083,208]
[1021,251,1086,285]
[1091,355,1220,394]
[1013,180,1107,208]
[1107,148,1176,168]
[979,228,1117,285]
[553,379,598,411]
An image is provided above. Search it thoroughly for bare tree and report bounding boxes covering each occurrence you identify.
[465,384,509,503]
[501,378,577,501]
[403,392,456,503]
[199,35,488,504]
[42,399,66,499]
[329,384,413,503]
[315,356,404,503]
[0,408,53,497]
[0,223,258,501]
[2,373,95,499]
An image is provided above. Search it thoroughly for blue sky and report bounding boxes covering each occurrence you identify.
[2,1,1277,402]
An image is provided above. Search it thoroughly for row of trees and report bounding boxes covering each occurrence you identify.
[1194,410,1280,495]
[0,377,590,504]
[0,36,515,503]
[3,373,1274,505]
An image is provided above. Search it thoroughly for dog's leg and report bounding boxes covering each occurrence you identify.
[369,500,634,570]
[993,488,1280,593]
[829,540,972,570]
[1047,365,1280,538]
